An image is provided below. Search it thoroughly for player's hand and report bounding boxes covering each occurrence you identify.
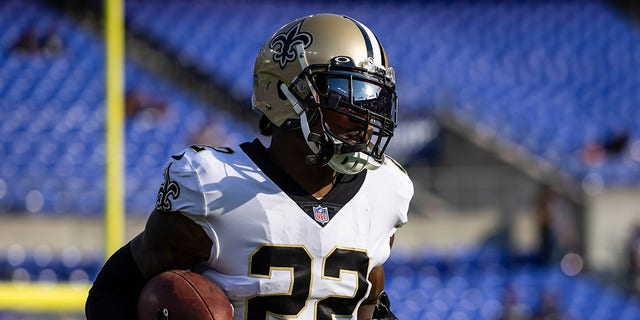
[372,291,398,320]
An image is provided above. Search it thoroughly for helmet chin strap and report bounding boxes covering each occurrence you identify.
[278,43,333,165]
[279,82,325,158]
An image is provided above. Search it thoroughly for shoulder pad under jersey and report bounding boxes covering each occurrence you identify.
[155,145,237,215]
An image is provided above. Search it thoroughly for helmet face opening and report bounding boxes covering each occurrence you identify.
[290,61,397,162]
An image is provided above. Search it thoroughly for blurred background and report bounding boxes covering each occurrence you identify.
[1,0,640,319]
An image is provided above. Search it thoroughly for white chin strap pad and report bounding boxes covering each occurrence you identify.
[327,141,383,174]
[328,152,368,174]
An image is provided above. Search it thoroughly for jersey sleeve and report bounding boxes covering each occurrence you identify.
[155,147,209,217]
[155,146,238,218]
[154,146,234,268]
[381,155,413,229]
[367,156,414,267]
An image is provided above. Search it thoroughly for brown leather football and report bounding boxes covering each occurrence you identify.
[137,270,233,320]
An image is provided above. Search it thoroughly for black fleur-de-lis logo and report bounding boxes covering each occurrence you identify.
[269,20,312,69]
[156,163,180,212]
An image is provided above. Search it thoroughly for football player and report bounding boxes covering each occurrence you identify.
[86,13,412,320]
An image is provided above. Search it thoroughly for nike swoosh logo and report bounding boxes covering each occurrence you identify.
[171,152,185,160]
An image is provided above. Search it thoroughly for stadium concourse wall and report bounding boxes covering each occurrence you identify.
[432,102,640,276]
[586,188,640,273]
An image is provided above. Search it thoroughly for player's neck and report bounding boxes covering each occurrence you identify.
[267,134,338,199]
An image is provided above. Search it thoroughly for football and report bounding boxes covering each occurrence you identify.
[137,270,234,320]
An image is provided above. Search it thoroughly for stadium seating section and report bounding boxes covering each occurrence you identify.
[2,0,640,318]
[1,0,639,216]
[0,0,253,216]
[125,0,640,186]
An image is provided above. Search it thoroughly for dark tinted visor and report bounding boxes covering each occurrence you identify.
[327,77,394,119]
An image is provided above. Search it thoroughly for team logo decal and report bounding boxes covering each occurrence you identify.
[156,163,180,212]
[269,20,312,69]
[313,205,330,225]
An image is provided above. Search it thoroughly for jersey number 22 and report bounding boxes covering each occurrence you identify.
[247,244,370,319]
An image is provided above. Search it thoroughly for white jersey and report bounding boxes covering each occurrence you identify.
[155,140,413,320]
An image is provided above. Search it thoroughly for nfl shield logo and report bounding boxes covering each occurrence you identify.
[313,205,330,225]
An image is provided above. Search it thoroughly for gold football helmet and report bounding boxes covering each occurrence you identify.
[252,13,397,174]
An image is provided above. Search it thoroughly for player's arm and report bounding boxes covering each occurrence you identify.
[131,209,212,277]
[85,209,212,320]
[358,235,398,320]
[358,265,385,320]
